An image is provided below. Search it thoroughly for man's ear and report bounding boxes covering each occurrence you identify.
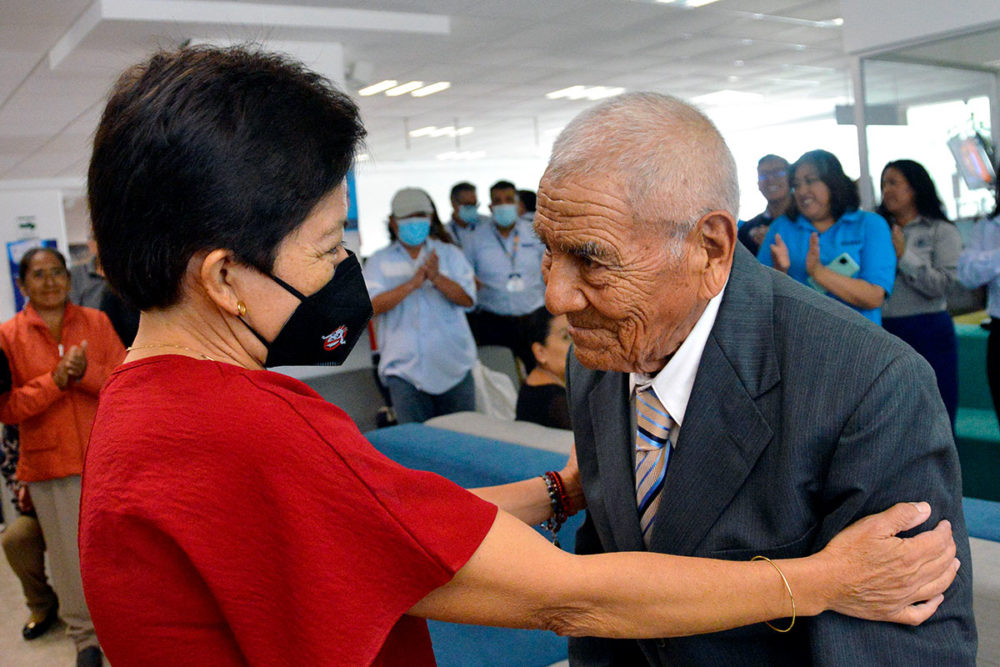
[194,249,243,317]
[696,210,736,299]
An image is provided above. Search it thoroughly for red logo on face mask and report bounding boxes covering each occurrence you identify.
[322,325,348,351]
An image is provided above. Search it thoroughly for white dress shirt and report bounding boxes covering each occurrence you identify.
[630,285,727,448]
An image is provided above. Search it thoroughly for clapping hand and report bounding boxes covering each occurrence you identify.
[805,233,821,276]
[891,224,905,259]
[409,264,429,289]
[65,340,88,379]
[423,250,440,282]
[770,233,790,273]
[52,340,88,389]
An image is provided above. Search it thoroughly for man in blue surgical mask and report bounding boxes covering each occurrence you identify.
[445,181,488,249]
[462,180,548,372]
[363,188,479,423]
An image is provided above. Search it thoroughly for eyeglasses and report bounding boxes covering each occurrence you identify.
[758,170,788,182]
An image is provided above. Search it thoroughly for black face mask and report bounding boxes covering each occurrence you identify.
[240,250,373,367]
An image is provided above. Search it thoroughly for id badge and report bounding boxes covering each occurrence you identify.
[506,274,526,292]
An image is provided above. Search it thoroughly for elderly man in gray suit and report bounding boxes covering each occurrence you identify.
[534,93,976,665]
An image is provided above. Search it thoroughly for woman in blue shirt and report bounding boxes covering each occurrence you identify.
[759,149,896,323]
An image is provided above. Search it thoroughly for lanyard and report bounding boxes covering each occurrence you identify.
[492,226,520,272]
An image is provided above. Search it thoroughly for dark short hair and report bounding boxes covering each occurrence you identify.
[757,154,789,170]
[518,189,537,213]
[450,182,476,202]
[19,247,67,283]
[88,45,366,309]
[877,159,949,223]
[524,308,556,347]
[791,150,859,221]
[489,180,517,201]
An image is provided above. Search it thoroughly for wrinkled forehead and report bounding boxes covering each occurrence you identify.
[534,172,647,253]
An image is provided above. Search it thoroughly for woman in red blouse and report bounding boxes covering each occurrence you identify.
[77,46,959,666]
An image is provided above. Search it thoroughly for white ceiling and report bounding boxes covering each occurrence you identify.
[0,0,996,182]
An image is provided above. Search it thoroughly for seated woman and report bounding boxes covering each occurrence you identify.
[516,309,571,429]
[365,188,476,424]
[78,46,958,666]
[759,149,896,324]
[878,160,962,426]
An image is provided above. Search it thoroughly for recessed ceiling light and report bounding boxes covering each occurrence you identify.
[546,85,625,101]
[385,81,424,96]
[409,126,437,138]
[408,125,474,138]
[547,85,587,100]
[358,80,398,96]
[411,81,451,97]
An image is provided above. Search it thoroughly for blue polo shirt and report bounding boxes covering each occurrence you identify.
[462,218,546,316]
[757,210,896,323]
[363,239,478,394]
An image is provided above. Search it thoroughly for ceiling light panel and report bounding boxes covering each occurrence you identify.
[385,81,424,96]
[411,81,451,97]
[546,85,626,101]
[358,80,398,96]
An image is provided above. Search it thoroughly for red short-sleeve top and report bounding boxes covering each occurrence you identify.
[79,356,497,666]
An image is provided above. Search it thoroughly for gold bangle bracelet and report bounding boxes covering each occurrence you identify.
[752,555,796,633]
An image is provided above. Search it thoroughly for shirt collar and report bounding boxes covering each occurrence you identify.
[629,284,726,434]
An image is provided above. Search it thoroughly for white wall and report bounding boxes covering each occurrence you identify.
[842,0,1000,55]
[0,189,69,321]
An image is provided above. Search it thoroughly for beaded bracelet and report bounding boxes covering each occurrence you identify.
[540,471,574,547]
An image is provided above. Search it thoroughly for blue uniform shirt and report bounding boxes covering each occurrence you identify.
[444,213,489,248]
[758,209,896,323]
[462,218,546,316]
[364,239,478,394]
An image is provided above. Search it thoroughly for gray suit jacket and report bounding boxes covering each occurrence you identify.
[567,247,976,666]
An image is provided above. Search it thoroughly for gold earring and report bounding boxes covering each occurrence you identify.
[236,301,246,317]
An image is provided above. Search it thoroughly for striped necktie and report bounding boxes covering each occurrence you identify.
[635,387,674,546]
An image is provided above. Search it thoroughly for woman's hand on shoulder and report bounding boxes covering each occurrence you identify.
[808,501,958,625]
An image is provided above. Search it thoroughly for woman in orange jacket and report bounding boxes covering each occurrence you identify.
[0,247,123,667]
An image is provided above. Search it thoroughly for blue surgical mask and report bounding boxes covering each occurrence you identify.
[458,205,480,225]
[397,217,431,246]
[492,204,518,228]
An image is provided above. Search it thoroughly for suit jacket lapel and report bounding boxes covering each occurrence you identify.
[588,371,646,551]
[648,248,780,555]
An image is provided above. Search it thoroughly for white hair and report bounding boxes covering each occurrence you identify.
[545,92,739,244]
